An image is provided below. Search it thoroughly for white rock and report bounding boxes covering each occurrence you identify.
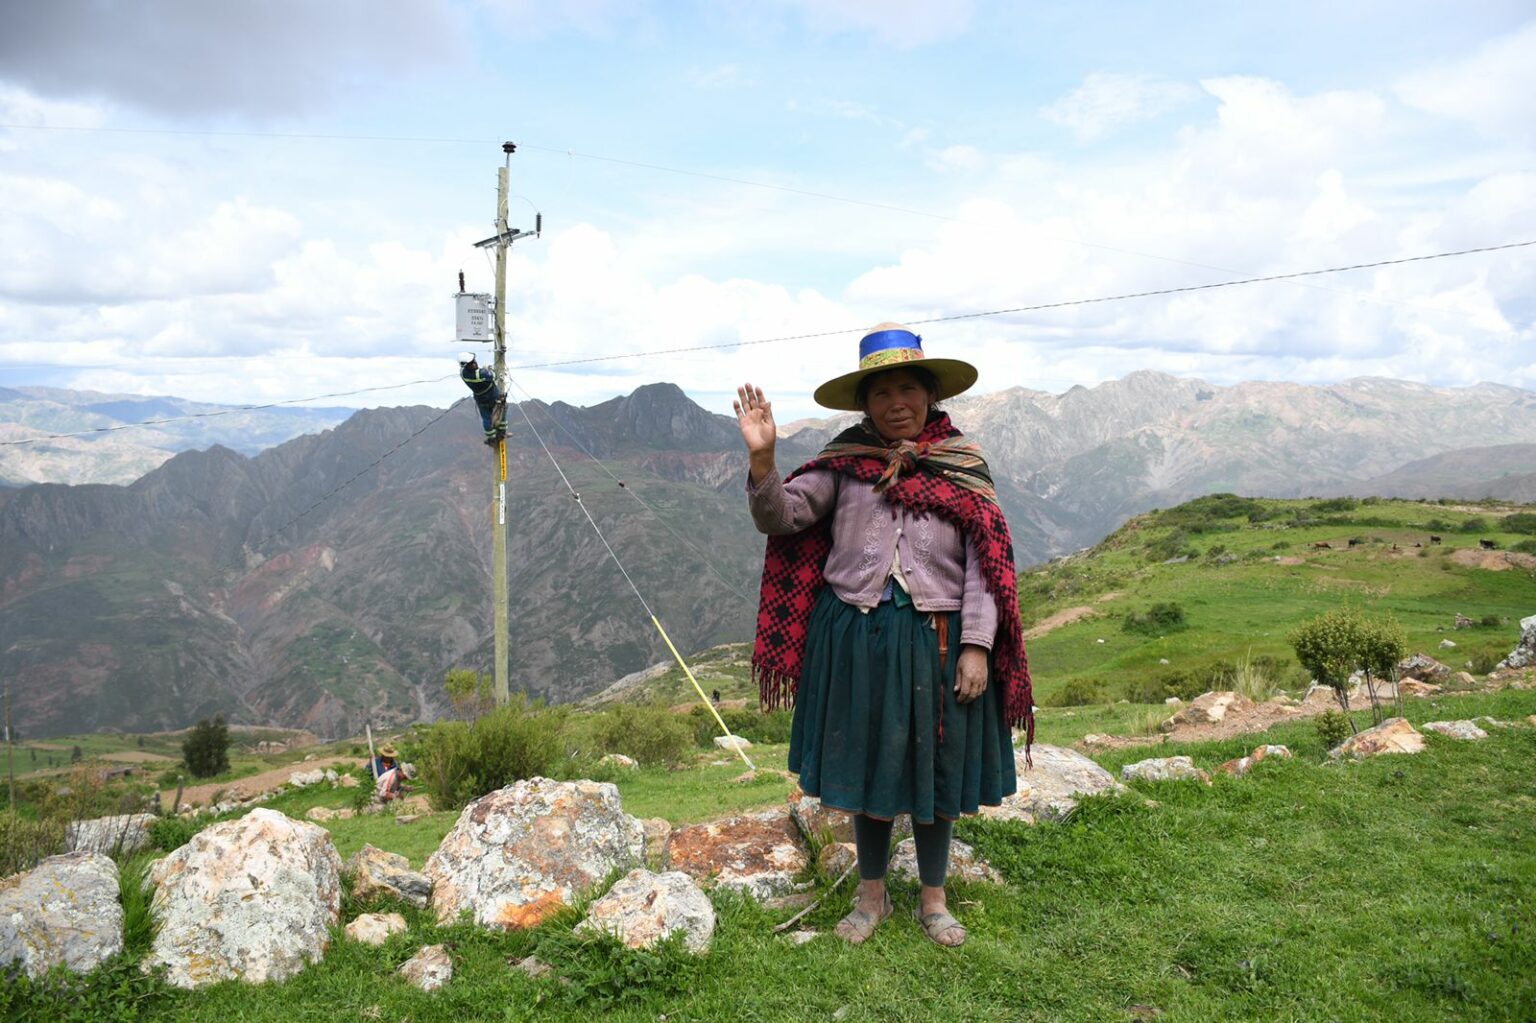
[577,869,715,953]
[713,734,752,751]
[288,769,325,788]
[347,844,432,909]
[1159,658,1171,665]
[888,838,1002,885]
[65,813,156,856]
[344,912,406,946]
[1164,696,1181,705]
[324,769,339,783]
[1121,756,1211,783]
[1423,720,1489,741]
[599,753,638,769]
[399,944,452,991]
[665,808,808,900]
[145,808,342,988]
[1498,614,1536,670]
[423,777,643,929]
[0,852,122,978]
[980,744,1125,824]
[1331,717,1426,759]
[1439,639,1457,649]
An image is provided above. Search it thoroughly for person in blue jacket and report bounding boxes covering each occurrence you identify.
[459,352,506,445]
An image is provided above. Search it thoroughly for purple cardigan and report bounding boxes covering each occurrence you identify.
[747,466,998,649]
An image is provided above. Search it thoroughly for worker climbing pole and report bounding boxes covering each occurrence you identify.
[458,142,542,705]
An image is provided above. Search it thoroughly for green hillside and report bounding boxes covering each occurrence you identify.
[597,497,1536,713]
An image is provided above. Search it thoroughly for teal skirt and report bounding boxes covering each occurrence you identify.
[788,586,1017,824]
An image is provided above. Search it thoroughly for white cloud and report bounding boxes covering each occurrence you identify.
[1041,72,1200,141]
[1396,20,1536,143]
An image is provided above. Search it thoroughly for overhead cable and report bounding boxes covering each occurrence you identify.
[510,239,1536,371]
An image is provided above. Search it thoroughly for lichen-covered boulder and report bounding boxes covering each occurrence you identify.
[788,791,854,844]
[0,852,122,978]
[399,944,452,991]
[1217,745,1292,778]
[344,912,406,946]
[640,818,671,864]
[1160,691,1254,730]
[1423,720,1489,741]
[888,838,1002,885]
[1331,717,1425,759]
[1398,652,1452,680]
[423,778,643,929]
[980,744,1124,824]
[145,808,342,988]
[817,842,857,879]
[346,844,432,909]
[577,869,715,953]
[665,808,808,900]
[65,813,156,856]
[1497,614,1536,670]
[1121,756,1211,784]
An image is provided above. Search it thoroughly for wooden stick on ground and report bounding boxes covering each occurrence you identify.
[772,861,858,933]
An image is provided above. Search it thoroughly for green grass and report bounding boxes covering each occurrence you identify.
[7,690,1532,1022]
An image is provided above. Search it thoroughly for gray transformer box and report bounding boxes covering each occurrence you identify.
[455,293,493,343]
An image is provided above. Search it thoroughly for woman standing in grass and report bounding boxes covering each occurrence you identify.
[736,323,1032,946]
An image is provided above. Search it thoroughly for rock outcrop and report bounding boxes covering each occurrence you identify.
[888,839,1003,885]
[1330,718,1425,759]
[1160,691,1254,730]
[346,844,432,909]
[1217,745,1292,777]
[665,808,808,900]
[65,813,156,856]
[1497,614,1536,670]
[980,744,1124,823]
[0,852,122,978]
[344,912,407,946]
[145,808,342,988]
[423,778,643,929]
[399,944,452,991]
[1121,756,1212,784]
[1423,720,1489,741]
[577,869,715,953]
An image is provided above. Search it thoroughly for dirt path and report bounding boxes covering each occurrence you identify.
[165,755,362,809]
[1024,592,1122,640]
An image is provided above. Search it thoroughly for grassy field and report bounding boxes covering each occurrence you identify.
[6,688,1535,1022]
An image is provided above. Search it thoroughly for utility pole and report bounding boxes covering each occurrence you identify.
[471,142,541,706]
[5,686,14,812]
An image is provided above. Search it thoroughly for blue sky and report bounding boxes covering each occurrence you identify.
[1,1,1533,421]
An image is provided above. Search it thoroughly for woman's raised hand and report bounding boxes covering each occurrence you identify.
[733,383,777,457]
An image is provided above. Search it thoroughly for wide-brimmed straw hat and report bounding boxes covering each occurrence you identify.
[812,322,978,411]
[378,745,398,758]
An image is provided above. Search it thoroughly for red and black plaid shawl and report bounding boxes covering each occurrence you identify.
[752,411,1034,752]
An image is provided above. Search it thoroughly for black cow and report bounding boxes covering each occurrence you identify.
[1480,539,1498,550]
[1429,535,1442,544]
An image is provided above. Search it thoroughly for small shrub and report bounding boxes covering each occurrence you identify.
[181,715,231,779]
[590,703,694,768]
[1311,497,1359,513]
[1479,614,1503,628]
[413,697,563,811]
[148,815,202,853]
[1123,602,1188,636]
[1458,517,1488,534]
[1469,652,1501,675]
[1315,710,1350,750]
[1045,678,1104,707]
[1501,512,1536,535]
[1513,539,1536,555]
[118,853,158,958]
[0,811,67,877]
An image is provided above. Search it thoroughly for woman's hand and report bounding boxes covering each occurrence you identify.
[955,645,989,704]
[734,383,777,484]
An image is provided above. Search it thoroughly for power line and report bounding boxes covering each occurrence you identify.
[0,375,457,447]
[502,374,757,606]
[246,403,457,552]
[509,238,1536,372]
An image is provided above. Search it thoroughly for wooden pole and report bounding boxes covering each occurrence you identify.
[5,686,14,813]
[365,723,379,782]
[492,144,512,706]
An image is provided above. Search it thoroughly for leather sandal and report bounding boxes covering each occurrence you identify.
[834,891,893,944]
[915,908,967,947]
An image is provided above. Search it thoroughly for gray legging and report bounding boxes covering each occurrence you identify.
[852,814,953,887]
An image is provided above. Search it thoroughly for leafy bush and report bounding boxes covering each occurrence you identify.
[1315,710,1350,751]
[413,697,563,811]
[1501,512,1536,535]
[688,705,793,747]
[1480,614,1503,628]
[1513,539,1536,555]
[0,811,67,877]
[148,815,203,853]
[1311,497,1359,513]
[589,703,694,768]
[1045,678,1104,707]
[1459,517,1488,534]
[1143,529,1197,563]
[1122,602,1188,636]
[181,715,230,779]
[1470,652,1502,675]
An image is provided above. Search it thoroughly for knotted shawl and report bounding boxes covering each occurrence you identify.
[751,411,1034,753]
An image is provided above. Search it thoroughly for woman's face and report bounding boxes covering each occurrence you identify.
[862,368,933,441]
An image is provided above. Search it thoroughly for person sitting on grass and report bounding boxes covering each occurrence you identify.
[371,744,406,802]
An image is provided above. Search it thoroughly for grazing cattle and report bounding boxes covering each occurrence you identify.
[1312,541,1332,549]
[1429,535,1442,544]
[1413,543,1422,548]
[1348,538,1361,547]
[1479,539,1498,550]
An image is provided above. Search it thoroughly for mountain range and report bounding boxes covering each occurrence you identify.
[3,372,1534,738]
